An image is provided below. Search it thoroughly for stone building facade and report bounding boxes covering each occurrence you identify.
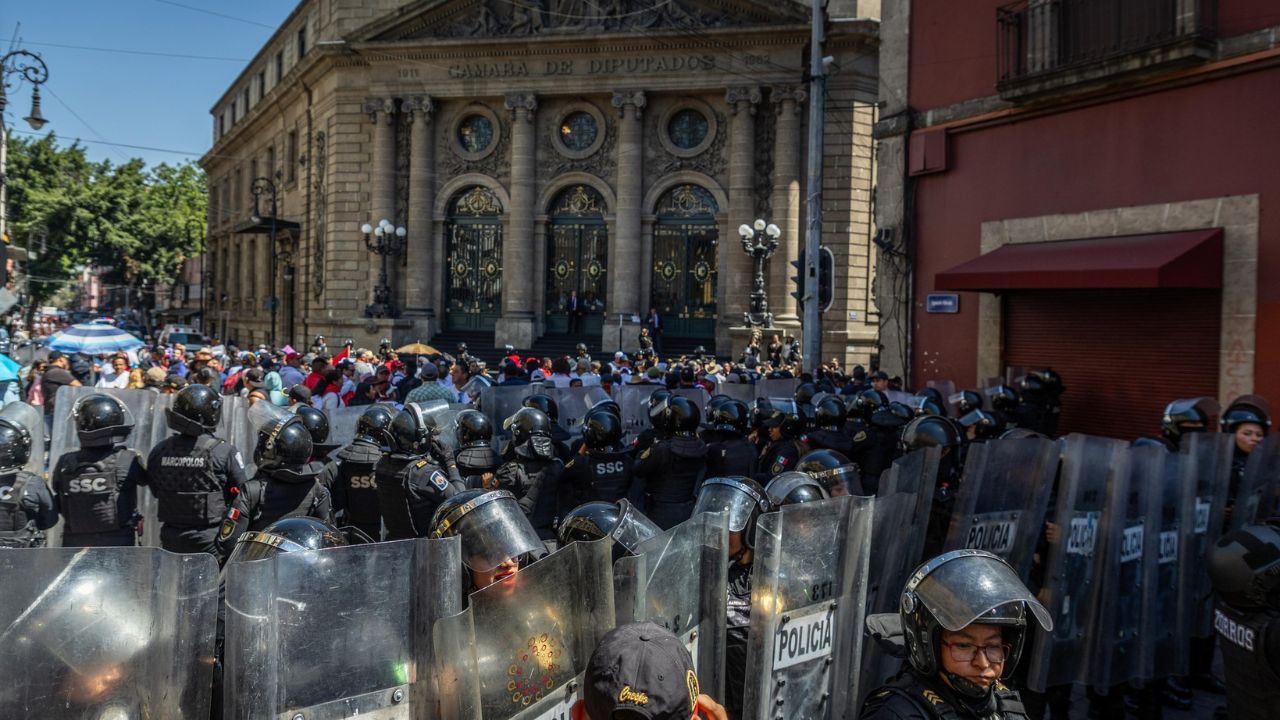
[200,0,880,362]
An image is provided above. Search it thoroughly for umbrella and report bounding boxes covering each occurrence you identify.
[0,354,18,382]
[396,342,439,355]
[46,323,145,355]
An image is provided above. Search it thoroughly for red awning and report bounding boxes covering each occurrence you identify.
[935,229,1223,291]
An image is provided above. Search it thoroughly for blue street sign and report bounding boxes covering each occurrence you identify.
[926,293,960,314]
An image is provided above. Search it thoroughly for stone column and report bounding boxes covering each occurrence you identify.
[363,97,397,312]
[609,89,646,350]
[496,92,538,349]
[770,85,806,328]
[402,96,436,326]
[241,237,254,311]
[725,86,761,327]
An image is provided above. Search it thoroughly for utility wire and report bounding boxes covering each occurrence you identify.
[151,0,276,29]
[21,40,249,63]
[40,85,132,164]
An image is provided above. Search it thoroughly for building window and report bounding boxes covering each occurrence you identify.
[287,131,298,183]
[559,112,597,151]
[258,70,266,101]
[243,87,251,112]
[266,146,276,181]
[218,113,225,138]
[658,100,718,158]
[297,25,307,59]
[458,114,494,154]
[232,101,238,124]
[276,51,284,82]
[668,109,708,150]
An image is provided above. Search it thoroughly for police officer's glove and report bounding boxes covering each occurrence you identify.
[131,512,145,539]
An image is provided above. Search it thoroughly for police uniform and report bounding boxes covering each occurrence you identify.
[376,453,463,541]
[634,435,707,530]
[755,437,810,484]
[0,470,57,548]
[51,444,145,547]
[860,672,1031,719]
[561,448,640,509]
[705,436,758,479]
[494,449,564,541]
[142,433,249,555]
[240,462,333,532]
[850,424,902,494]
[725,560,753,720]
[806,428,855,457]
[322,438,385,540]
[1214,602,1280,720]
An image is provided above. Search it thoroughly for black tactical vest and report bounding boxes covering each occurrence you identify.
[1215,603,1280,720]
[61,449,132,535]
[0,472,40,548]
[335,456,381,528]
[376,454,454,541]
[245,467,326,532]
[150,435,227,528]
[582,449,633,503]
[861,672,1030,720]
[706,438,758,479]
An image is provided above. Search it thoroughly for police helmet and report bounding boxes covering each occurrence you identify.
[1221,395,1271,435]
[1208,521,1280,609]
[228,516,348,563]
[692,476,771,549]
[796,449,863,496]
[585,386,621,418]
[455,409,494,449]
[1027,369,1064,396]
[899,550,1052,687]
[583,408,623,450]
[853,389,889,421]
[0,418,32,474]
[430,489,544,572]
[985,384,1022,413]
[557,499,661,558]
[166,384,222,436]
[504,407,553,446]
[355,404,397,445]
[794,382,818,407]
[522,394,560,423]
[765,471,828,507]
[655,395,700,436]
[254,416,314,469]
[750,398,775,432]
[708,398,750,436]
[955,390,984,415]
[293,404,330,445]
[958,409,1001,441]
[918,386,946,407]
[73,393,134,447]
[909,394,946,418]
[870,401,915,430]
[813,395,846,430]
[706,394,734,417]
[761,407,806,439]
[900,416,963,454]
[1001,427,1046,441]
[390,403,432,455]
[1161,397,1213,442]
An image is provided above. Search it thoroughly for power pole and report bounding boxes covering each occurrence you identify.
[802,0,826,374]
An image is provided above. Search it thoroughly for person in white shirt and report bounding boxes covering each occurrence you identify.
[548,356,574,389]
[572,358,602,387]
[94,356,131,389]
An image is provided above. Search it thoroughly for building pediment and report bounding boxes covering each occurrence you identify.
[354,0,808,43]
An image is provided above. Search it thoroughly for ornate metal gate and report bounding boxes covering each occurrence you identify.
[445,186,504,331]
[545,185,608,336]
[652,184,718,339]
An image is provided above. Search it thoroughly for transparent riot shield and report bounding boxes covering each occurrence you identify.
[225,536,462,720]
[48,387,162,464]
[538,387,593,437]
[1231,433,1280,531]
[220,395,260,467]
[924,379,956,404]
[858,448,938,705]
[944,437,1058,577]
[885,390,914,406]
[417,401,467,452]
[1088,444,1149,691]
[758,378,799,399]
[479,385,536,435]
[742,494,875,720]
[0,400,45,475]
[1141,446,1190,682]
[0,546,219,719]
[1179,431,1233,638]
[672,387,708,420]
[613,512,729,701]
[715,382,756,406]
[434,537,615,720]
[1027,433,1127,692]
[617,384,661,441]
[325,405,370,447]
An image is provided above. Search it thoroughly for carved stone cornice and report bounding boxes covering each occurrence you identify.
[770,85,807,114]
[503,92,538,122]
[363,97,396,124]
[726,86,762,116]
[401,96,435,124]
[611,90,647,120]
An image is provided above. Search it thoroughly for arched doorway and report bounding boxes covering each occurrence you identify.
[652,184,718,339]
[445,186,504,331]
[545,184,608,336]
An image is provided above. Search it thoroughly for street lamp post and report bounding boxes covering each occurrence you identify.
[249,176,280,348]
[361,218,406,319]
[738,218,781,327]
[0,49,50,252]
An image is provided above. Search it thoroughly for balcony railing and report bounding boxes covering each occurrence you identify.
[998,0,1217,86]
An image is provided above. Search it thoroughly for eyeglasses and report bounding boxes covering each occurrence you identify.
[942,641,1010,665]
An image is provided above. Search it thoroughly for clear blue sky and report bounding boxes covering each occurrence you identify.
[2,1,298,169]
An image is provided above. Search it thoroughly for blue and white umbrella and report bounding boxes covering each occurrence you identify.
[46,323,145,355]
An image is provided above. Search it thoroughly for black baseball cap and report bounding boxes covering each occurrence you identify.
[869,369,889,381]
[584,622,699,720]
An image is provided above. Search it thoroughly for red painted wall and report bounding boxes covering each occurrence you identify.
[907,68,1280,403]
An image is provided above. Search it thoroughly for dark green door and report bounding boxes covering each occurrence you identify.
[445,187,504,331]
[652,185,719,338]
[545,185,608,336]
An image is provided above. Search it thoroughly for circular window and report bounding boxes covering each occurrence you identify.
[559,112,597,151]
[457,114,494,154]
[668,109,708,150]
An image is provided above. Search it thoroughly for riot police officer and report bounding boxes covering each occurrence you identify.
[224,416,332,546]
[631,388,673,454]
[294,404,339,461]
[494,407,563,541]
[430,488,546,592]
[1207,521,1280,720]
[375,403,466,541]
[795,448,864,497]
[807,395,855,456]
[320,404,394,540]
[562,407,640,508]
[635,395,707,529]
[0,417,56,547]
[50,393,145,547]
[1221,396,1270,502]
[1014,370,1064,437]
[1159,397,1214,451]
[794,381,819,427]
[522,394,573,461]
[704,398,758,478]
[900,415,965,559]
[142,384,249,556]
[453,409,501,486]
[764,470,828,507]
[860,550,1050,719]
[851,395,913,494]
[557,498,661,561]
[754,406,809,484]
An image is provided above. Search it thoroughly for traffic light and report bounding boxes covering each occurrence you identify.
[818,246,835,312]
[789,255,806,310]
